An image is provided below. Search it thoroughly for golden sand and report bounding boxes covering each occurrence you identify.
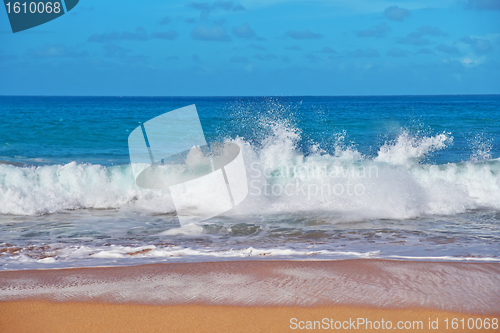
[1,301,499,333]
[0,260,499,332]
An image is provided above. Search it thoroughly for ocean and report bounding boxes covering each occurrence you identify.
[0,95,499,270]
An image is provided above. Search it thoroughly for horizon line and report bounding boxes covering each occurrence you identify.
[0,93,499,98]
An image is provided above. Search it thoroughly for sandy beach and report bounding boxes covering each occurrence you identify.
[1,260,499,332]
[2,301,498,333]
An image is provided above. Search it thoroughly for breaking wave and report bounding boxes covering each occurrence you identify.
[0,122,499,221]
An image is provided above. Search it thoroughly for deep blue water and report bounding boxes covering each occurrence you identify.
[0,95,499,270]
[0,95,498,165]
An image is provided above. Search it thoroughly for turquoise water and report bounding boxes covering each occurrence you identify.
[1,96,499,165]
[0,95,499,269]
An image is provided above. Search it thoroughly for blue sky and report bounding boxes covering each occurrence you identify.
[1,0,499,96]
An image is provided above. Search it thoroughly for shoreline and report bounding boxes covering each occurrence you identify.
[1,259,499,311]
[2,254,500,272]
[1,259,499,332]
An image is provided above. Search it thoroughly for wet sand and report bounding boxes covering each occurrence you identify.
[1,260,499,332]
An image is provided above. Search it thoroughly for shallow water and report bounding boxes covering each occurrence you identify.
[0,96,499,269]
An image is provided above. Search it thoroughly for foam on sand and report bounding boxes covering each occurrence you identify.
[0,260,499,314]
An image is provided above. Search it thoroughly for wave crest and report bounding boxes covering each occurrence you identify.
[0,126,499,220]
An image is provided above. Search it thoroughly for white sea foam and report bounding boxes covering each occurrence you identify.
[0,125,499,221]
[1,242,498,272]
[0,163,175,216]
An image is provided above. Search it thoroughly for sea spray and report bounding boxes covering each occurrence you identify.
[0,128,499,220]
